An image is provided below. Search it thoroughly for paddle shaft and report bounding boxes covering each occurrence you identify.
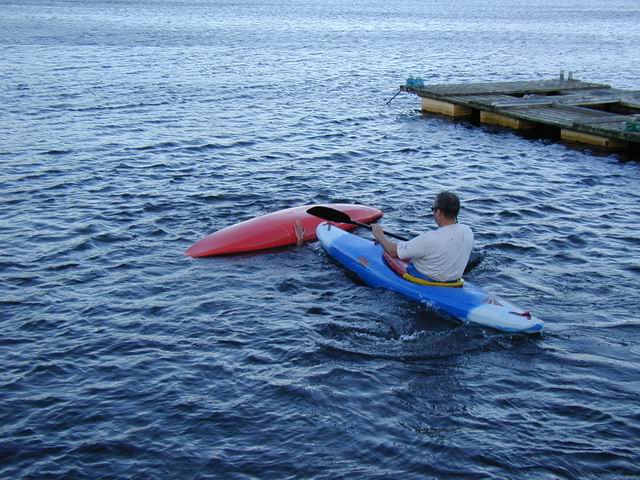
[351,220,409,241]
[306,206,409,241]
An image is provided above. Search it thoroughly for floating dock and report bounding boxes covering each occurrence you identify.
[401,78,640,152]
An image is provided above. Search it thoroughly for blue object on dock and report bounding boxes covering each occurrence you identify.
[624,121,640,132]
[406,76,425,87]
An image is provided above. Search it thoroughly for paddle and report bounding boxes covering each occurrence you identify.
[306,206,409,241]
[306,205,482,273]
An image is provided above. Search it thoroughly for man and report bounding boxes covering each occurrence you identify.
[372,191,474,282]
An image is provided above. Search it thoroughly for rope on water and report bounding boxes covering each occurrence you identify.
[386,89,402,105]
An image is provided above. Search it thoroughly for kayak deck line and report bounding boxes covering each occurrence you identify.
[400,75,640,154]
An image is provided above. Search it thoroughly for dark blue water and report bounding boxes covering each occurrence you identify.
[2,0,640,478]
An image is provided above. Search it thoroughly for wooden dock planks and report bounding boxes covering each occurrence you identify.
[401,78,640,150]
[403,79,610,98]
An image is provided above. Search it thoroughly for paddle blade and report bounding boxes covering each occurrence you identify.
[464,251,483,274]
[306,206,355,224]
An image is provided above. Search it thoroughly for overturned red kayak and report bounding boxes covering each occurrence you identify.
[186,203,383,257]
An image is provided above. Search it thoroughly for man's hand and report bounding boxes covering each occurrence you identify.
[371,224,398,257]
[372,224,384,243]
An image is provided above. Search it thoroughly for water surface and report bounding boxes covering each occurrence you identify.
[1,0,640,478]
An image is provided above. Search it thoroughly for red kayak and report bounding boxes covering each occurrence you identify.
[186,203,383,257]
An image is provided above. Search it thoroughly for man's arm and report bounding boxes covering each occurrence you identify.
[372,224,398,257]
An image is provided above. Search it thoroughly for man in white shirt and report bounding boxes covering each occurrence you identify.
[372,191,474,282]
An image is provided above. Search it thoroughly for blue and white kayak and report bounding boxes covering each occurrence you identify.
[316,223,543,333]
